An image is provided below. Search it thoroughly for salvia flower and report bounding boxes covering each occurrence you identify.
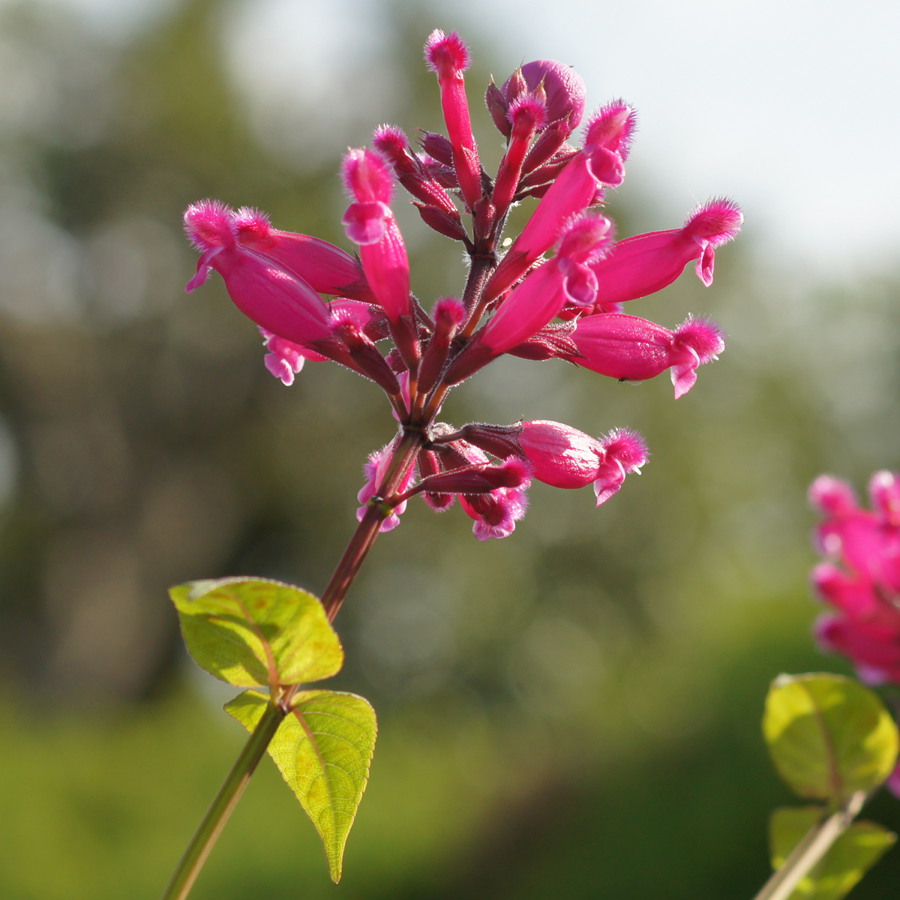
[581,198,743,312]
[183,31,740,541]
[810,471,900,684]
[565,313,726,398]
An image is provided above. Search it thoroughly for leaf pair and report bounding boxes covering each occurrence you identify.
[763,673,899,899]
[170,577,376,883]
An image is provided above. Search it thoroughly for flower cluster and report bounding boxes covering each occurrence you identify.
[183,30,741,540]
[810,471,900,683]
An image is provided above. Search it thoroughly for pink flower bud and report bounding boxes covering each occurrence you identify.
[567,313,725,398]
[484,115,630,301]
[504,60,587,135]
[518,420,606,488]
[373,124,461,221]
[341,149,412,323]
[424,30,482,210]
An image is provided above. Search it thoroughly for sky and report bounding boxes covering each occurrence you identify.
[46,0,900,282]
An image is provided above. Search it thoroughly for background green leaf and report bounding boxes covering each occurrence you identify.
[169,577,343,688]
[227,688,377,883]
[763,674,899,802]
[769,806,896,900]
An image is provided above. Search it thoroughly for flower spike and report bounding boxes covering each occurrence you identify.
[183,28,741,554]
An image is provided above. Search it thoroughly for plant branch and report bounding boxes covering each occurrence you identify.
[751,791,868,900]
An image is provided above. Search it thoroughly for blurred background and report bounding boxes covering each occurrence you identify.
[1,0,899,897]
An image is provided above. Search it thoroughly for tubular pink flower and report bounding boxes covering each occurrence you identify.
[484,105,633,302]
[586,198,743,308]
[583,102,637,164]
[372,125,463,226]
[492,93,548,217]
[480,215,613,355]
[341,148,412,323]
[517,420,606,488]
[184,200,332,348]
[230,206,372,301]
[566,313,725,398]
[424,30,482,210]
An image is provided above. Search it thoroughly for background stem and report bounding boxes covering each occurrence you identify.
[752,791,867,900]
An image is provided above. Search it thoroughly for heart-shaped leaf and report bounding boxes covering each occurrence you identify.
[227,688,377,882]
[170,577,343,688]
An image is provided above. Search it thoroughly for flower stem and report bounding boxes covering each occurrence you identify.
[163,426,427,899]
[751,791,867,900]
[160,701,287,900]
[320,427,425,621]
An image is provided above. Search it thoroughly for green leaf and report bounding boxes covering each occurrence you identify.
[769,805,896,899]
[763,673,899,802]
[169,577,343,688]
[226,688,377,883]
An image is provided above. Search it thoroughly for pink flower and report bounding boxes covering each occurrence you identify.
[424,30,482,211]
[341,148,412,324]
[481,215,613,354]
[565,313,725,398]
[518,421,648,504]
[184,200,333,348]
[459,485,530,541]
[357,440,416,532]
[230,206,372,300]
[583,198,743,309]
[810,471,900,684]
[259,328,328,386]
[484,103,635,302]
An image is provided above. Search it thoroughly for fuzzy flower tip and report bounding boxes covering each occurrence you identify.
[593,429,648,506]
[184,199,235,253]
[584,101,637,159]
[424,29,471,73]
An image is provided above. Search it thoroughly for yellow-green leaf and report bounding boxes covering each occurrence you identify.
[169,577,343,688]
[226,688,377,882]
[769,805,896,899]
[763,673,899,802]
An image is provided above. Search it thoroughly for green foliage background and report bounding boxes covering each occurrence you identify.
[0,0,898,897]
